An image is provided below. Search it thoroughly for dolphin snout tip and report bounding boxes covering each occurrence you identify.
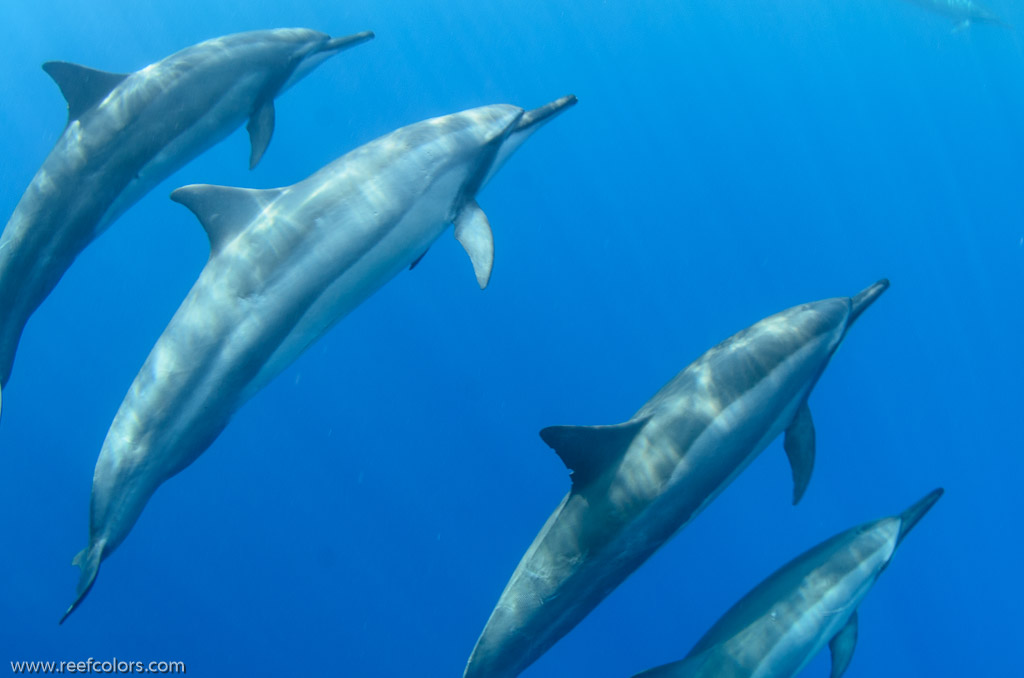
[326,30,375,52]
[553,93,578,110]
[848,278,889,325]
[516,94,578,132]
[896,487,943,547]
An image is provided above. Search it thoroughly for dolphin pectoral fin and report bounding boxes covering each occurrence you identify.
[453,200,494,289]
[60,543,103,624]
[171,184,283,254]
[783,401,815,505]
[539,418,649,487]
[829,610,858,678]
[247,99,276,169]
[42,62,128,126]
[952,20,971,33]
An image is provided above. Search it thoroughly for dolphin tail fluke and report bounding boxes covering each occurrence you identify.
[896,488,943,547]
[848,278,889,326]
[59,543,103,624]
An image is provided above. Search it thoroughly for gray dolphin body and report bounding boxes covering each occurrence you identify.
[903,0,1006,30]
[61,96,577,622]
[634,489,944,678]
[464,281,889,678]
[0,28,374,412]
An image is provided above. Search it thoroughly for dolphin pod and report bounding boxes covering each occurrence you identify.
[633,489,944,678]
[464,281,889,678]
[0,21,942,675]
[59,96,577,623]
[0,28,373,415]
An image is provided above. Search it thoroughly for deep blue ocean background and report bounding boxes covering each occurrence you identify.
[1,1,1021,675]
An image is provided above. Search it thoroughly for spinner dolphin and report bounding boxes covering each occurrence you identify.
[465,280,889,677]
[0,28,373,414]
[633,489,943,678]
[61,95,577,622]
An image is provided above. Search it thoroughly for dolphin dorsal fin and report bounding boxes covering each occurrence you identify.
[828,610,858,678]
[539,418,649,488]
[170,184,282,254]
[42,61,128,125]
[784,400,815,505]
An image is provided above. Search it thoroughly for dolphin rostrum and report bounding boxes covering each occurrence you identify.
[464,280,889,678]
[60,95,578,623]
[903,0,1007,31]
[0,28,374,415]
[633,489,944,678]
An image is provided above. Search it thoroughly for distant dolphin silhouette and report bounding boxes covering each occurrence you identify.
[903,0,1007,31]
[464,281,889,678]
[633,489,944,678]
[0,28,374,417]
[59,95,577,623]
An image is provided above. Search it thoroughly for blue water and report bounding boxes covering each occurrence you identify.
[1,1,1021,675]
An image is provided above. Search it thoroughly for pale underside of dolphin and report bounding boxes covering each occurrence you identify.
[903,0,1008,31]
[633,488,944,678]
[0,27,374,416]
[60,95,577,623]
[464,280,889,678]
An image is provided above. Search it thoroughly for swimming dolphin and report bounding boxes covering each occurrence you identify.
[0,28,374,416]
[60,95,578,623]
[903,0,1007,31]
[464,280,889,678]
[633,489,944,678]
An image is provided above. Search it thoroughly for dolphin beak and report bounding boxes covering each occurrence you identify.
[323,30,376,55]
[515,94,578,133]
[848,278,889,326]
[896,488,943,547]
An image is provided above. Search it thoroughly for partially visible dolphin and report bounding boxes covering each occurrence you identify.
[60,95,577,623]
[0,28,374,415]
[633,489,944,678]
[464,280,889,678]
[903,0,1007,31]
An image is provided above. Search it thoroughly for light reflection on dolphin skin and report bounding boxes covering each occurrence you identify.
[903,0,1007,30]
[0,28,374,415]
[60,95,577,623]
[633,489,943,678]
[464,280,889,678]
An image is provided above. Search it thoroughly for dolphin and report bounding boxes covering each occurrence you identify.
[60,95,578,623]
[0,28,374,416]
[633,489,944,678]
[464,280,890,678]
[902,0,1007,31]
